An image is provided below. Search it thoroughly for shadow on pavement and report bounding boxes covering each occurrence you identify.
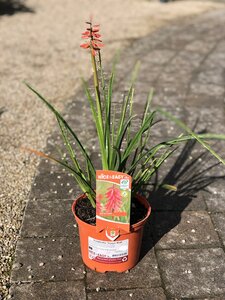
[0,0,34,16]
[140,136,225,259]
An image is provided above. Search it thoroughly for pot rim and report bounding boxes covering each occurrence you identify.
[72,193,151,230]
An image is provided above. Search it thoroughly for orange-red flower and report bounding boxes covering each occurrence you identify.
[80,21,104,56]
[96,194,104,213]
[105,185,122,212]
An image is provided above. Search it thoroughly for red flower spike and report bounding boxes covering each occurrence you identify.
[80,43,90,49]
[92,25,100,31]
[92,33,101,39]
[80,19,104,56]
[92,42,104,49]
[82,31,90,35]
[97,194,104,201]
[96,201,102,214]
[92,38,102,43]
[81,32,91,39]
[96,194,104,213]
[105,185,122,212]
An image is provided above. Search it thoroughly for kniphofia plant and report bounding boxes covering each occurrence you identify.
[25,19,225,208]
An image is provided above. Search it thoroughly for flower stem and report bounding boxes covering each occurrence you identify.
[91,51,108,169]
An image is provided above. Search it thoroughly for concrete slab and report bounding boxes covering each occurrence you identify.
[157,248,225,298]
[86,249,161,290]
[141,49,175,66]
[184,39,215,55]
[149,191,207,212]
[211,213,225,247]
[30,171,80,200]
[153,211,220,249]
[204,181,225,212]
[159,34,194,51]
[203,296,225,300]
[9,280,86,300]
[186,106,225,133]
[87,287,167,300]
[20,199,77,238]
[11,237,84,283]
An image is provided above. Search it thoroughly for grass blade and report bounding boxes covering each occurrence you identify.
[158,108,225,165]
[22,147,96,205]
[25,82,96,177]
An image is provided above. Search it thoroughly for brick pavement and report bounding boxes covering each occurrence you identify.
[9,9,225,299]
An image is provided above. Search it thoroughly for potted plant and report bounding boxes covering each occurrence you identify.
[25,19,225,273]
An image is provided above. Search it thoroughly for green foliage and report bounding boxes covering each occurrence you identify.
[26,48,225,208]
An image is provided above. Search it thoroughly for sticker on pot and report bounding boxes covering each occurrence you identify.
[88,237,128,264]
[96,170,132,233]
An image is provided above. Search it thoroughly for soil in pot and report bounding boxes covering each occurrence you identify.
[75,196,148,226]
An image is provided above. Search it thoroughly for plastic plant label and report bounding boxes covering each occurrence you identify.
[96,170,132,234]
[88,237,129,264]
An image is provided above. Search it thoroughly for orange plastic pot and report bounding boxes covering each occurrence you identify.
[72,194,151,273]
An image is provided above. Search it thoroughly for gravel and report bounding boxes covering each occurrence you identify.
[0,0,223,298]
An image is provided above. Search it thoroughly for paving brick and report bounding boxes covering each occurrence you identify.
[203,296,225,300]
[30,171,80,200]
[21,199,78,238]
[205,52,225,69]
[87,287,166,300]
[184,39,215,54]
[146,141,222,208]
[190,82,225,98]
[153,211,220,249]
[204,181,225,212]
[160,35,192,51]
[157,248,225,298]
[150,104,185,137]
[124,80,153,94]
[185,107,225,133]
[11,237,84,282]
[179,147,225,180]
[141,49,175,66]
[196,69,225,86]
[86,249,161,290]
[9,280,86,300]
[137,64,163,83]
[184,93,223,108]
[37,158,64,173]
[158,71,192,86]
[211,213,225,247]
[149,191,207,212]
[154,86,187,104]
